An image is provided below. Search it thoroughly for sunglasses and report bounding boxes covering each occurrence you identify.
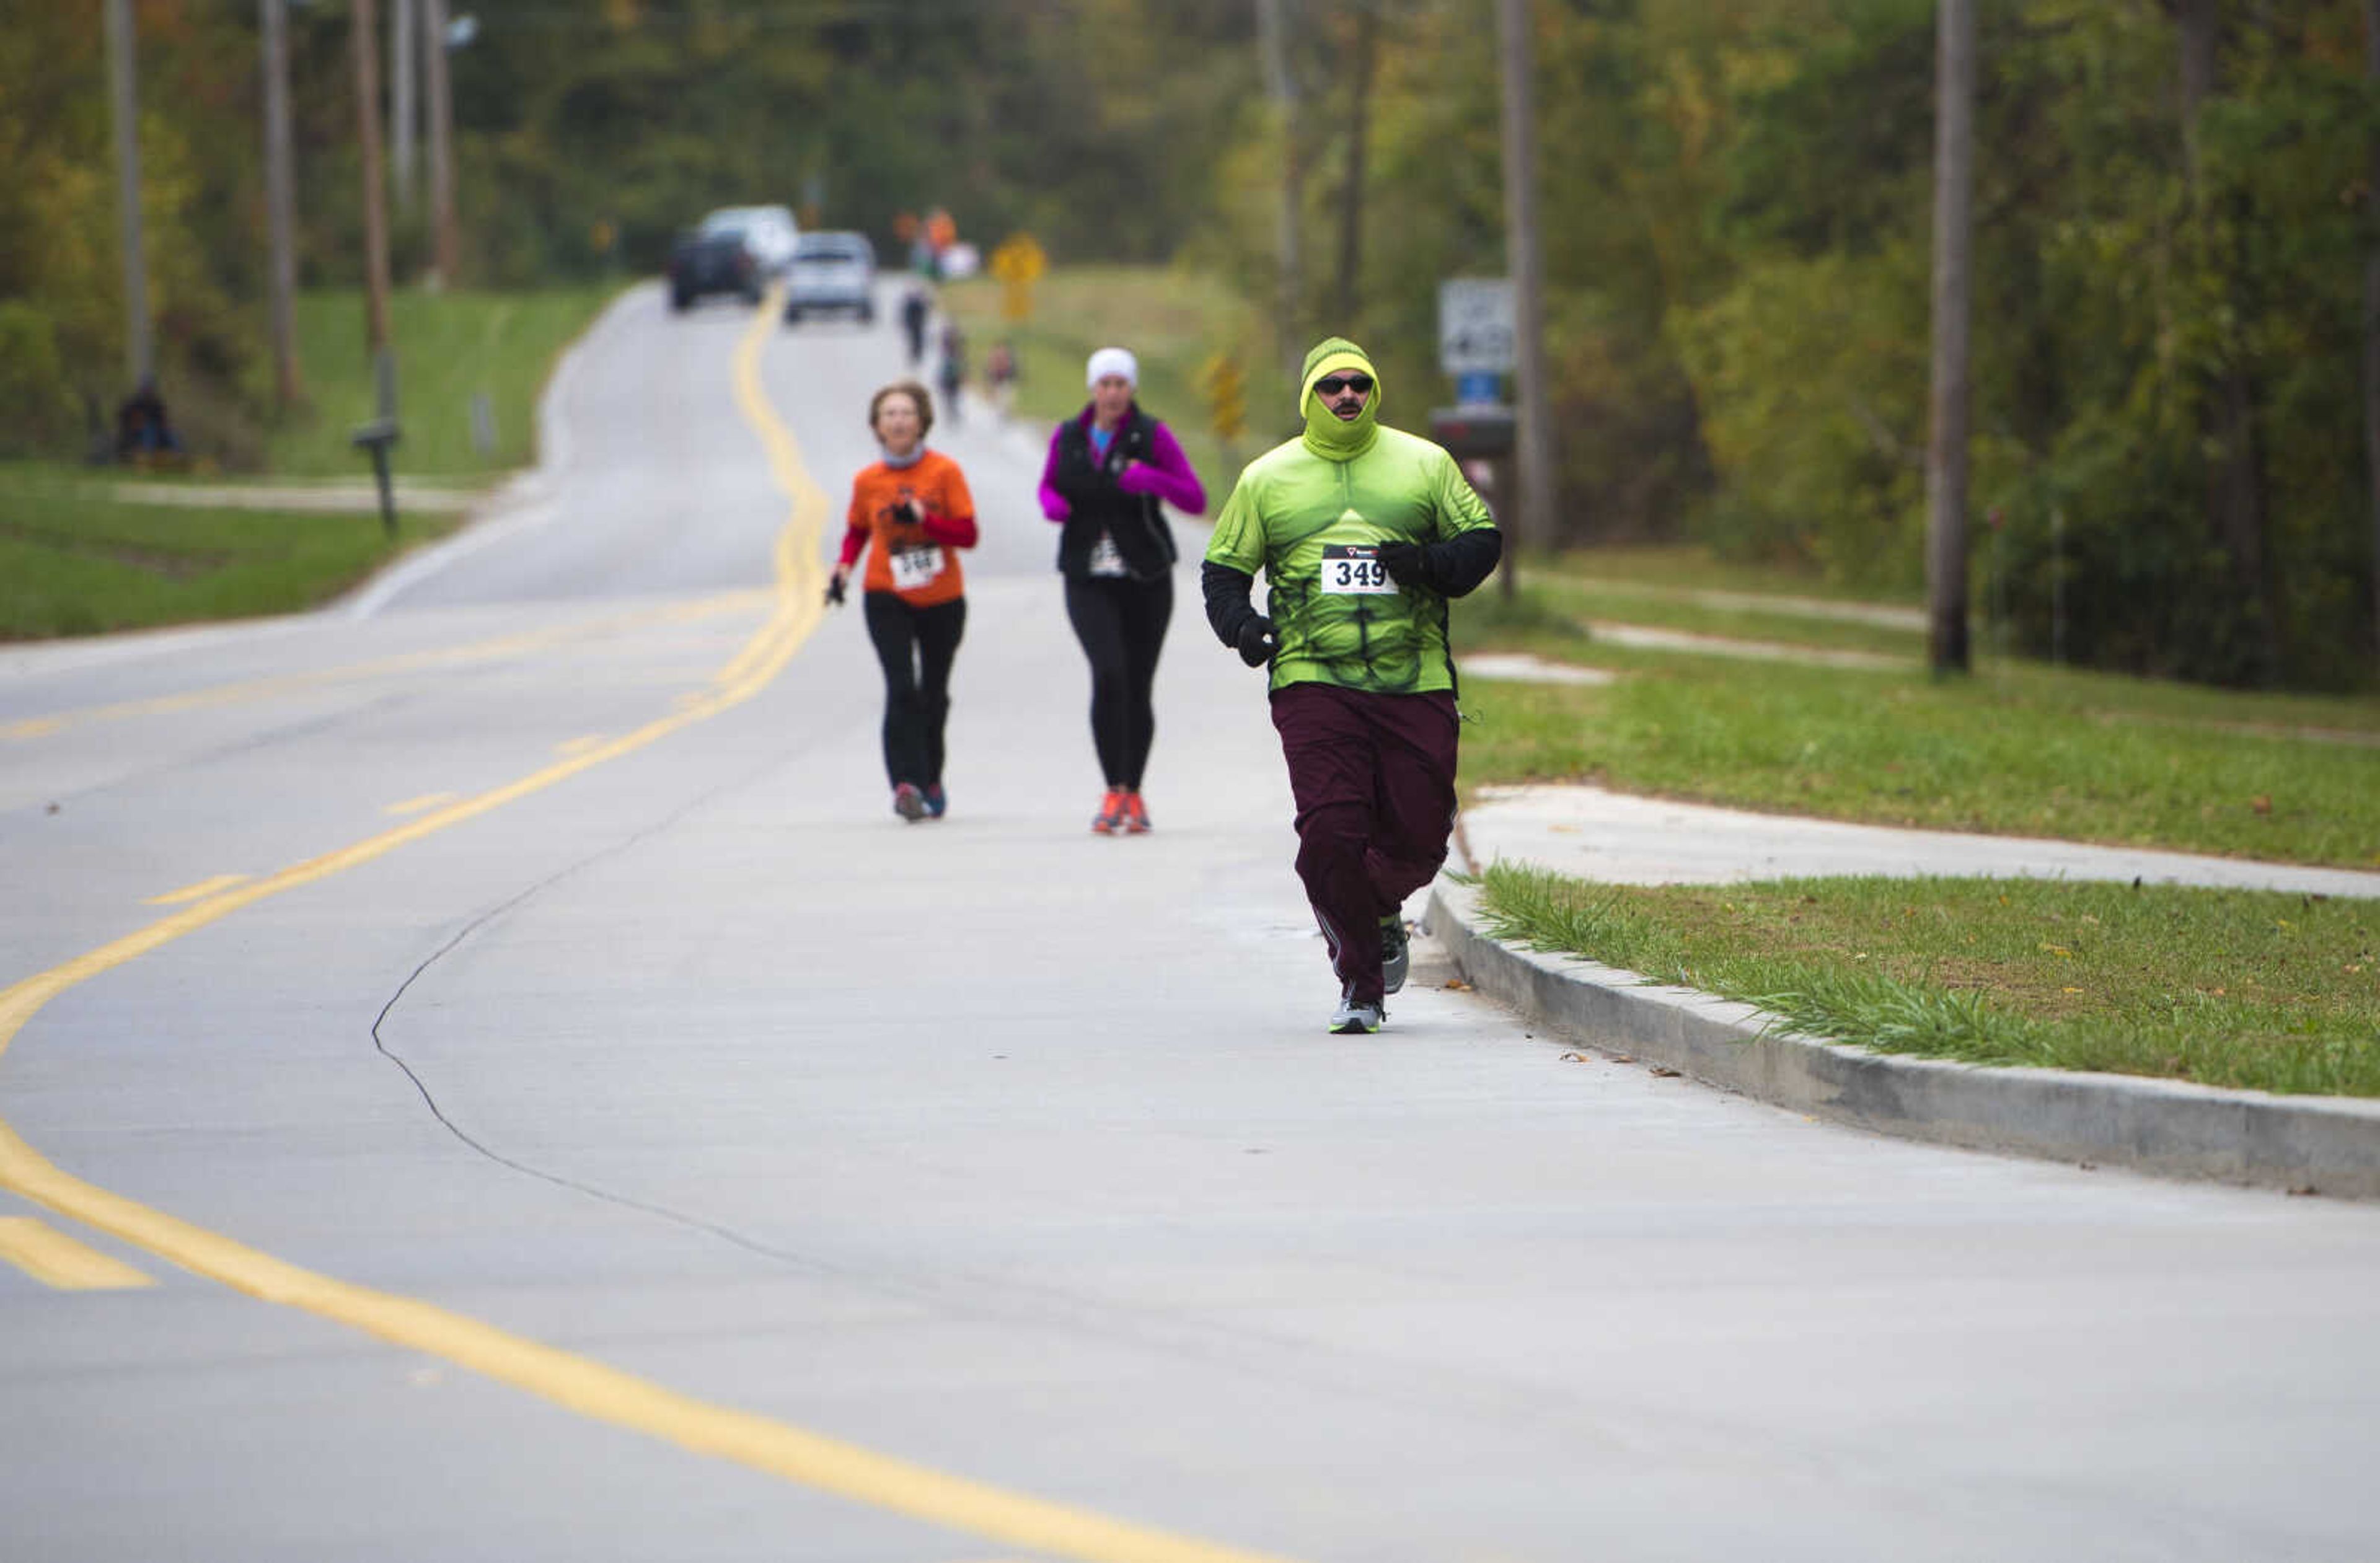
[1314,374,1373,397]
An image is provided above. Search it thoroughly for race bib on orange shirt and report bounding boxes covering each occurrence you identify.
[889,545,946,593]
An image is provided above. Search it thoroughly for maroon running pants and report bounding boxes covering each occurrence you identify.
[1269,682,1460,1005]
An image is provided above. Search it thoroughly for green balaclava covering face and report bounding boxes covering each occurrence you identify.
[1298,337,1382,462]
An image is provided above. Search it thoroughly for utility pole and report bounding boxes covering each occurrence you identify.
[261,0,301,408]
[105,0,152,389]
[1334,2,1378,328]
[391,0,418,209]
[1257,0,1302,379]
[351,0,397,415]
[1924,0,1977,676]
[423,0,460,285]
[2365,0,2380,669]
[1496,0,1553,585]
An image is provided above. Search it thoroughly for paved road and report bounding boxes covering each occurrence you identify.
[4,283,2377,1563]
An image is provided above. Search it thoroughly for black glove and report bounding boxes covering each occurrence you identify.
[1234,614,1279,667]
[824,573,847,607]
[1378,540,1428,588]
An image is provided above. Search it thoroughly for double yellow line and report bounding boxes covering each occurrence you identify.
[0,295,1297,1563]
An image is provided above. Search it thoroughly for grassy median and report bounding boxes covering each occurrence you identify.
[0,469,460,640]
[1474,864,2380,1098]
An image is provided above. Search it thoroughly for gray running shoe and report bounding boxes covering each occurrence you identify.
[1380,916,1410,995]
[892,782,927,822]
[1330,989,1384,1035]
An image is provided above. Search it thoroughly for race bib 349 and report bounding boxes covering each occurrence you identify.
[1320,543,1395,595]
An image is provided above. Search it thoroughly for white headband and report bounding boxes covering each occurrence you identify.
[1086,347,1139,389]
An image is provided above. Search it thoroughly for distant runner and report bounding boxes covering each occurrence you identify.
[1038,347,1207,834]
[1201,337,1502,1033]
[827,380,979,822]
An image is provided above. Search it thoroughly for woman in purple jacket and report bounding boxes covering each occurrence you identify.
[1038,347,1207,834]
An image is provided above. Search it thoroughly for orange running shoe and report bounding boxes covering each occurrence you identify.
[1122,791,1152,834]
[1091,789,1125,834]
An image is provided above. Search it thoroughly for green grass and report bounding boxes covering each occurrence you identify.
[1533,544,1914,604]
[1452,579,2380,868]
[1532,575,1924,659]
[0,466,459,640]
[1476,863,2380,1097]
[939,265,1260,502]
[263,284,622,479]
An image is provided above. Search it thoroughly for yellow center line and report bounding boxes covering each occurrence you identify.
[0,1215,154,1290]
[4,591,768,742]
[144,873,250,907]
[554,733,609,756]
[0,291,1301,1563]
[384,791,461,817]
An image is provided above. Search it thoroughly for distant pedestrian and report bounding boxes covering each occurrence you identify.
[1202,337,1501,1033]
[985,340,1018,421]
[1037,346,1206,834]
[901,287,930,364]
[826,380,979,822]
[937,322,966,426]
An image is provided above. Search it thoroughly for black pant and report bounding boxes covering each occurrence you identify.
[863,591,965,789]
[1063,573,1171,791]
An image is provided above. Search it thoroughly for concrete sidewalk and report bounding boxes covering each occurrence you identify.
[1430,783,2380,1198]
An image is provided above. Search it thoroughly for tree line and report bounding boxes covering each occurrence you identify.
[4,1,2374,688]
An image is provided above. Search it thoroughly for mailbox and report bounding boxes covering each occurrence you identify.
[1427,405,1515,460]
[351,419,403,538]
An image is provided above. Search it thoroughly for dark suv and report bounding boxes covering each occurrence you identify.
[666,227,761,312]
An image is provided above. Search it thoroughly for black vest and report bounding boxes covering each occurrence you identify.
[1049,408,1178,581]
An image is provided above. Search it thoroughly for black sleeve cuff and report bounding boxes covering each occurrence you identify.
[1201,561,1256,644]
[1427,529,1502,599]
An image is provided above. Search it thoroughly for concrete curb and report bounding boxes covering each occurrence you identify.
[1426,879,2380,1200]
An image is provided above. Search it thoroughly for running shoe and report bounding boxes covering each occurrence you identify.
[1121,791,1151,834]
[923,783,947,819]
[1091,789,1125,834]
[892,782,927,822]
[1380,915,1410,995]
[1329,986,1385,1035]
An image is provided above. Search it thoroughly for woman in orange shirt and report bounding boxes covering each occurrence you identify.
[827,381,979,821]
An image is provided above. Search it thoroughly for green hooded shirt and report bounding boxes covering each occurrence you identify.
[1204,337,1496,695]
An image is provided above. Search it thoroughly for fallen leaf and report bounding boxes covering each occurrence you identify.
[2251,795,2273,815]
[1560,1052,1588,1063]
[1649,1066,1682,1078]
[2061,986,2082,995]
[1442,978,1471,991]
[1610,1054,1635,1064]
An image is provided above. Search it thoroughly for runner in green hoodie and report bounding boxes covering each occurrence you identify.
[1202,337,1502,1034]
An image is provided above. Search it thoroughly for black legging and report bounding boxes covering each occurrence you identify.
[863,591,966,789]
[1063,574,1171,791]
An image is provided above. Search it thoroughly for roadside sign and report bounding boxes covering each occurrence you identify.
[990,234,1046,322]
[1439,278,1515,377]
[1455,371,1501,407]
